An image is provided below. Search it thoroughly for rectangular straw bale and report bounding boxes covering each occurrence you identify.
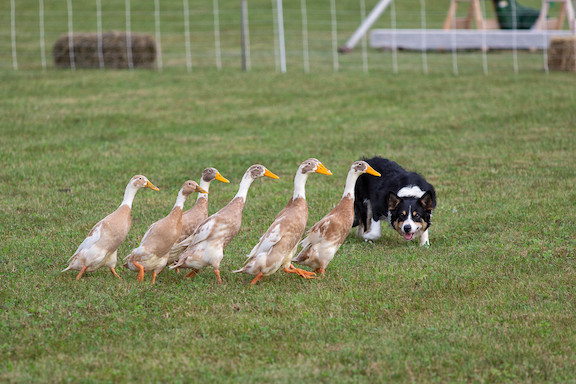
[53,32,156,69]
[548,36,576,72]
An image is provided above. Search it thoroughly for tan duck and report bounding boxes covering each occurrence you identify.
[62,175,159,280]
[179,168,229,242]
[233,158,332,285]
[292,161,381,276]
[123,180,207,283]
[170,165,279,283]
[168,168,229,266]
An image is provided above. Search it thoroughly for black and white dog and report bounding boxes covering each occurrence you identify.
[353,157,437,246]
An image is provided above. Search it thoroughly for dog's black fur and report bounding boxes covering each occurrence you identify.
[353,157,437,245]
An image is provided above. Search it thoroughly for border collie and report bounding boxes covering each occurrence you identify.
[353,157,437,246]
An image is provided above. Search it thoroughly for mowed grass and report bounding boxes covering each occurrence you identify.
[1,67,576,383]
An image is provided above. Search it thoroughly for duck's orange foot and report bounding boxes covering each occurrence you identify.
[151,271,158,284]
[76,266,87,280]
[185,268,199,279]
[134,261,145,282]
[250,272,265,286]
[314,268,325,277]
[214,269,222,284]
[110,267,121,279]
[284,265,316,279]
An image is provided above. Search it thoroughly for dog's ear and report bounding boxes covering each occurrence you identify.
[419,191,435,211]
[388,192,401,211]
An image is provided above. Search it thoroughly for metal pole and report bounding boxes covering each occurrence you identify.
[213,0,222,69]
[125,0,133,70]
[67,0,75,71]
[330,0,338,72]
[339,0,393,52]
[11,0,18,70]
[154,0,164,72]
[241,0,248,71]
[97,0,104,69]
[300,0,309,73]
[276,0,287,73]
[183,0,192,71]
[39,0,47,70]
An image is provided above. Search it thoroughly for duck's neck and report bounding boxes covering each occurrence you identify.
[174,189,188,209]
[293,171,310,200]
[342,171,361,199]
[234,174,255,200]
[196,179,210,202]
[120,183,139,208]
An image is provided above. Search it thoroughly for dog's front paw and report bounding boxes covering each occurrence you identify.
[419,231,430,247]
[364,239,374,244]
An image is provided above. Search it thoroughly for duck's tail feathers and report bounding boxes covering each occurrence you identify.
[168,244,186,263]
[62,253,79,272]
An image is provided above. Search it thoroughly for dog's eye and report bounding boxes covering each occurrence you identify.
[399,213,407,220]
[413,212,421,220]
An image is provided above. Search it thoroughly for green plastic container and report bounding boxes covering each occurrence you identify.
[492,0,541,29]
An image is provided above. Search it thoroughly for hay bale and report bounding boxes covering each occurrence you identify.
[53,32,156,69]
[548,36,576,72]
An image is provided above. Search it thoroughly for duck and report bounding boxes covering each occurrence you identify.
[233,158,332,285]
[179,168,230,242]
[62,175,159,280]
[168,168,229,266]
[292,161,381,276]
[170,164,279,283]
[123,180,207,283]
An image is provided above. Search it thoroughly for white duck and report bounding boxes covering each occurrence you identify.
[62,175,159,280]
[170,165,279,283]
[233,158,332,285]
[292,161,381,276]
[123,180,207,283]
[168,168,229,266]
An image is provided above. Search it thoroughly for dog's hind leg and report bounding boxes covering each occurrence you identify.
[362,218,382,242]
[356,199,372,238]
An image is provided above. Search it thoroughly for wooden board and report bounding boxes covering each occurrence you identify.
[370,29,574,50]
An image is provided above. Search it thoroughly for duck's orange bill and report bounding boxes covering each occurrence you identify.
[264,169,280,179]
[315,163,333,176]
[146,181,160,191]
[366,165,381,177]
[196,186,209,194]
[215,172,230,183]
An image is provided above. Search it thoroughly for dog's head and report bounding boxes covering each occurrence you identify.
[388,191,435,241]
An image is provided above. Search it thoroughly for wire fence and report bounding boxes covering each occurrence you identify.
[2,0,574,74]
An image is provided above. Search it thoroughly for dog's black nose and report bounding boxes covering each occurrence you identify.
[403,224,412,233]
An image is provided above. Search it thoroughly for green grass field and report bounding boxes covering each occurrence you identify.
[1,67,575,383]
